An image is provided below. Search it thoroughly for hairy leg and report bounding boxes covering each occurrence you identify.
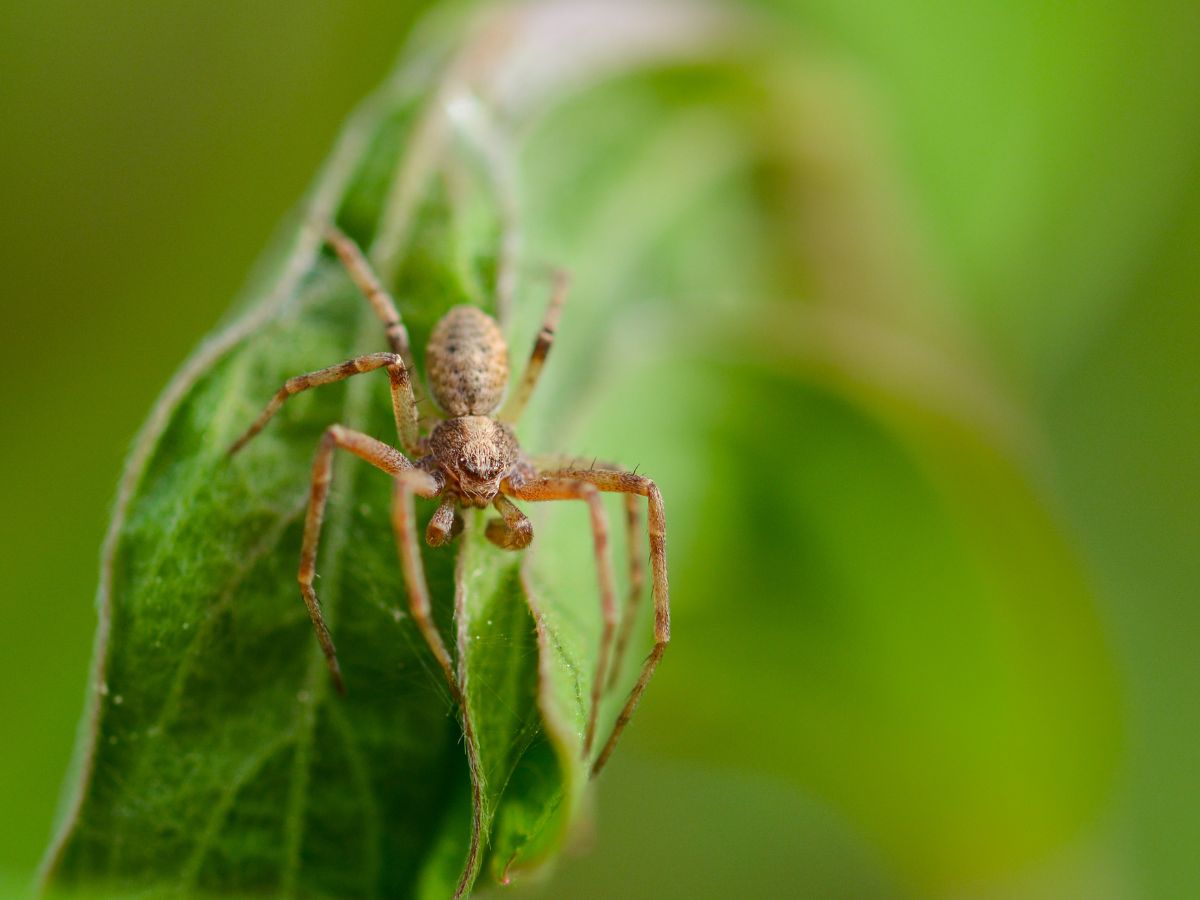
[322,223,416,368]
[499,268,570,424]
[608,494,646,689]
[518,466,668,777]
[392,470,460,702]
[524,459,647,690]
[322,223,427,445]
[506,477,617,759]
[228,352,420,456]
[298,425,421,693]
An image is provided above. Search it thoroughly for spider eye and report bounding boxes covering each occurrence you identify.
[459,453,500,480]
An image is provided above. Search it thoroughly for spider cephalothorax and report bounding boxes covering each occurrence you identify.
[426,414,520,507]
[229,223,669,779]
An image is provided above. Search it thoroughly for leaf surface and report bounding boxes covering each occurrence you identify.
[43,3,1122,896]
[42,5,742,897]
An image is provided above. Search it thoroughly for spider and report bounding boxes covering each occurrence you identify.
[228,224,669,778]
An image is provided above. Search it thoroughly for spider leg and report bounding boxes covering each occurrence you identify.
[526,459,645,692]
[608,494,646,690]
[298,425,422,693]
[515,466,668,778]
[228,352,420,456]
[498,268,570,424]
[322,223,429,441]
[504,477,617,760]
[392,469,460,703]
[322,223,416,369]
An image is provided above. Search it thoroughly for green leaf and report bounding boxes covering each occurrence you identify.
[43,2,1122,896]
[41,92,514,893]
[47,119,497,900]
[41,5,750,897]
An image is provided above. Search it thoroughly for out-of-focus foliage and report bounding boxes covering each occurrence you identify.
[2,0,1197,898]
[515,40,1119,893]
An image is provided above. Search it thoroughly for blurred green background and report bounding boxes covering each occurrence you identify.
[2,1,1197,898]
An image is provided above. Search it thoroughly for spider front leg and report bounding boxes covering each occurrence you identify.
[391,470,460,702]
[530,459,646,690]
[504,477,618,760]
[511,467,669,778]
[609,494,646,690]
[297,425,421,693]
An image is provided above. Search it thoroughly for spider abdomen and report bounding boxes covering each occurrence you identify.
[426,306,509,416]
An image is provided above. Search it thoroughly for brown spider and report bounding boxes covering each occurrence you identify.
[228,224,669,778]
